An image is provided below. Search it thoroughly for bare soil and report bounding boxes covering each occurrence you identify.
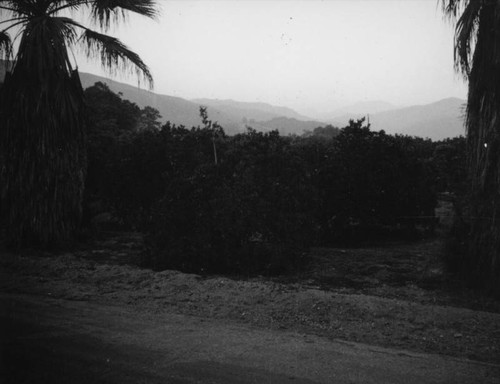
[2,293,498,384]
[1,229,500,366]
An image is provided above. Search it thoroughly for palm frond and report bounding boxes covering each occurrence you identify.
[441,0,463,20]
[0,16,27,27]
[90,0,158,30]
[0,0,16,12]
[0,0,37,17]
[0,29,12,60]
[48,0,87,15]
[454,0,482,76]
[79,28,153,88]
[0,1,15,23]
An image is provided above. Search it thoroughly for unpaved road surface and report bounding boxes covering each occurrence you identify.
[1,235,500,383]
[2,293,499,384]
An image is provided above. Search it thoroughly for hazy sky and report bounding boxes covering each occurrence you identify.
[76,0,468,116]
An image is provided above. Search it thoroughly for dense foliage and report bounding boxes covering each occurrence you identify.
[308,123,437,244]
[83,82,164,227]
[82,83,451,275]
[143,128,318,274]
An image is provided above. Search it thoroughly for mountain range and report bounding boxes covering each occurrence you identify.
[192,98,312,122]
[78,73,327,135]
[329,98,466,140]
[324,100,397,120]
[0,61,466,140]
[78,72,466,139]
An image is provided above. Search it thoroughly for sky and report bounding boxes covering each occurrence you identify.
[75,0,468,117]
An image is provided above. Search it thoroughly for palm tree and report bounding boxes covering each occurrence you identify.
[0,0,157,247]
[442,0,500,294]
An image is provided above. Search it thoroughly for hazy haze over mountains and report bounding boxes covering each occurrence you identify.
[0,61,466,140]
[191,98,312,122]
[1,2,469,138]
[330,98,466,140]
[72,1,467,115]
[324,101,398,120]
[78,72,466,140]
[78,72,240,134]
[190,98,326,135]
[78,72,326,135]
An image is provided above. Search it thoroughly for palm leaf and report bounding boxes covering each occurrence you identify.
[0,1,16,13]
[441,0,469,20]
[48,1,87,15]
[79,28,153,88]
[0,0,37,17]
[0,29,12,60]
[90,0,158,30]
[453,0,482,76]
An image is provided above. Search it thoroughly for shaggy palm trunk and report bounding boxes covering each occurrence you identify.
[465,4,500,295]
[0,33,86,248]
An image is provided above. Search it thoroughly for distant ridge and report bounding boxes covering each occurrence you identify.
[192,98,313,122]
[330,97,466,140]
[78,72,325,135]
[0,61,467,140]
[325,100,397,119]
[247,116,328,136]
[78,72,243,134]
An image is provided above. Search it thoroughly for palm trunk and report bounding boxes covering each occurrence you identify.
[0,46,86,248]
[464,4,500,294]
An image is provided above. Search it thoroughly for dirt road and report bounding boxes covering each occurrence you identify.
[1,293,499,384]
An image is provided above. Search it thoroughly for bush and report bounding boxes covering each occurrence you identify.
[144,129,318,275]
[82,82,165,229]
[83,85,439,275]
[307,119,437,244]
[432,136,467,194]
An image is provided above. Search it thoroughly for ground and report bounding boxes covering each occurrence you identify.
[1,203,500,382]
[2,293,499,384]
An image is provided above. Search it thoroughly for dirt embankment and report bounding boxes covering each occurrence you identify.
[1,235,499,365]
[3,293,499,384]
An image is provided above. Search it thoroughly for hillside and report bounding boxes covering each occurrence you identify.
[79,73,327,135]
[0,61,466,140]
[331,98,466,140]
[325,100,397,119]
[78,73,244,134]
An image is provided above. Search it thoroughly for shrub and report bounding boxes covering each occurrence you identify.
[307,119,437,244]
[144,129,318,275]
[82,85,439,274]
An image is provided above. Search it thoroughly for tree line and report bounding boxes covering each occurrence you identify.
[82,82,462,275]
[0,0,498,295]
